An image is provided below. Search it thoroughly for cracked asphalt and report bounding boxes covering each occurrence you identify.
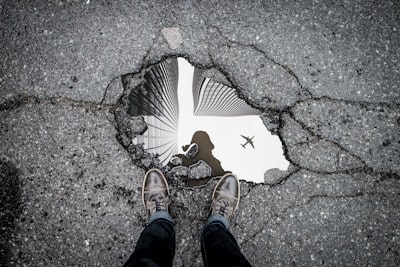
[1,0,399,266]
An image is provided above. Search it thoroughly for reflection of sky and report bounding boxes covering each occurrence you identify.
[177,58,289,183]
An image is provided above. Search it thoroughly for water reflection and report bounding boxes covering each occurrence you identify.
[127,57,260,168]
[126,57,289,183]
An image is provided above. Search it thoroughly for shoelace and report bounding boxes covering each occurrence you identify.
[216,198,230,217]
[218,205,226,216]
[150,199,167,213]
[155,200,166,212]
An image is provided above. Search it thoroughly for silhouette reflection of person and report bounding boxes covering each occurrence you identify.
[179,130,226,177]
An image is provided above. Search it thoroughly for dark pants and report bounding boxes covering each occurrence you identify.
[123,219,252,267]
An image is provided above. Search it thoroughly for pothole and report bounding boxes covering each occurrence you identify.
[115,57,289,185]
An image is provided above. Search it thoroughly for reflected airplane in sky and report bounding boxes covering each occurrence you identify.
[241,135,255,149]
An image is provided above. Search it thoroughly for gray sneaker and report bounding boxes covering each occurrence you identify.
[141,168,170,217]
[210,173,240,222]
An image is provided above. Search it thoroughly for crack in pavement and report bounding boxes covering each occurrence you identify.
[282,109,371,172]
[266,168,302,187]
[0,95,114,112]
[205,24,313,99]
[239,168,400,243]
[239,189,391,248]
[100,76,122,105]
[200,23,395,178]
[208,23,400,110]
[284,98,400,173]
[239,224,267,248]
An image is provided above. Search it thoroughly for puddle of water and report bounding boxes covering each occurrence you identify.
[177,58,289,183]
[129,57,289,183]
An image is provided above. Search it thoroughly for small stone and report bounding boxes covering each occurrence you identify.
[161,27,183,50]
[170,156,182,166]
[184,143,198,158]
[128,117,147,135]
[170,166,189,176]
[188,160,212,179]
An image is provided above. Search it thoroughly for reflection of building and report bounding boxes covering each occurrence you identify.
[192,68,261,116]
[126,58,179,165]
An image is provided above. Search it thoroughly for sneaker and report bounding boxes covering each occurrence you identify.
[210,173,240,222]
[141,168,170,217]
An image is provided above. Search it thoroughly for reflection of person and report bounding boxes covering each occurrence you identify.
[178,130,226,177]
[123,168,252,267]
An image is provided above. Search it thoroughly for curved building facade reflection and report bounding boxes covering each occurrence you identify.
[192,68,261,117]
[126,58,179,165]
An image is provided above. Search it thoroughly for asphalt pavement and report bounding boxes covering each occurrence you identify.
[1,0,399,266]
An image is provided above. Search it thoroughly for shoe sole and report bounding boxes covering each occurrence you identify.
[211,173,241,213]
[141,168,170,209]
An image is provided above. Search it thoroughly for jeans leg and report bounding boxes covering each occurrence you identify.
[124,212,175,267]
[201,215,252,267]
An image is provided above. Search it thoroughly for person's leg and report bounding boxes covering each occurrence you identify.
[123,169,175,267]
[200,174,252,267]
[124,212,175,267]
[201,214,251,267]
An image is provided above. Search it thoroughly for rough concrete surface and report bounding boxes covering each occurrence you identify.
[1,0,399,266]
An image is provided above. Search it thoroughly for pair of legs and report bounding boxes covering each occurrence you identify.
[123,169,252,267]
